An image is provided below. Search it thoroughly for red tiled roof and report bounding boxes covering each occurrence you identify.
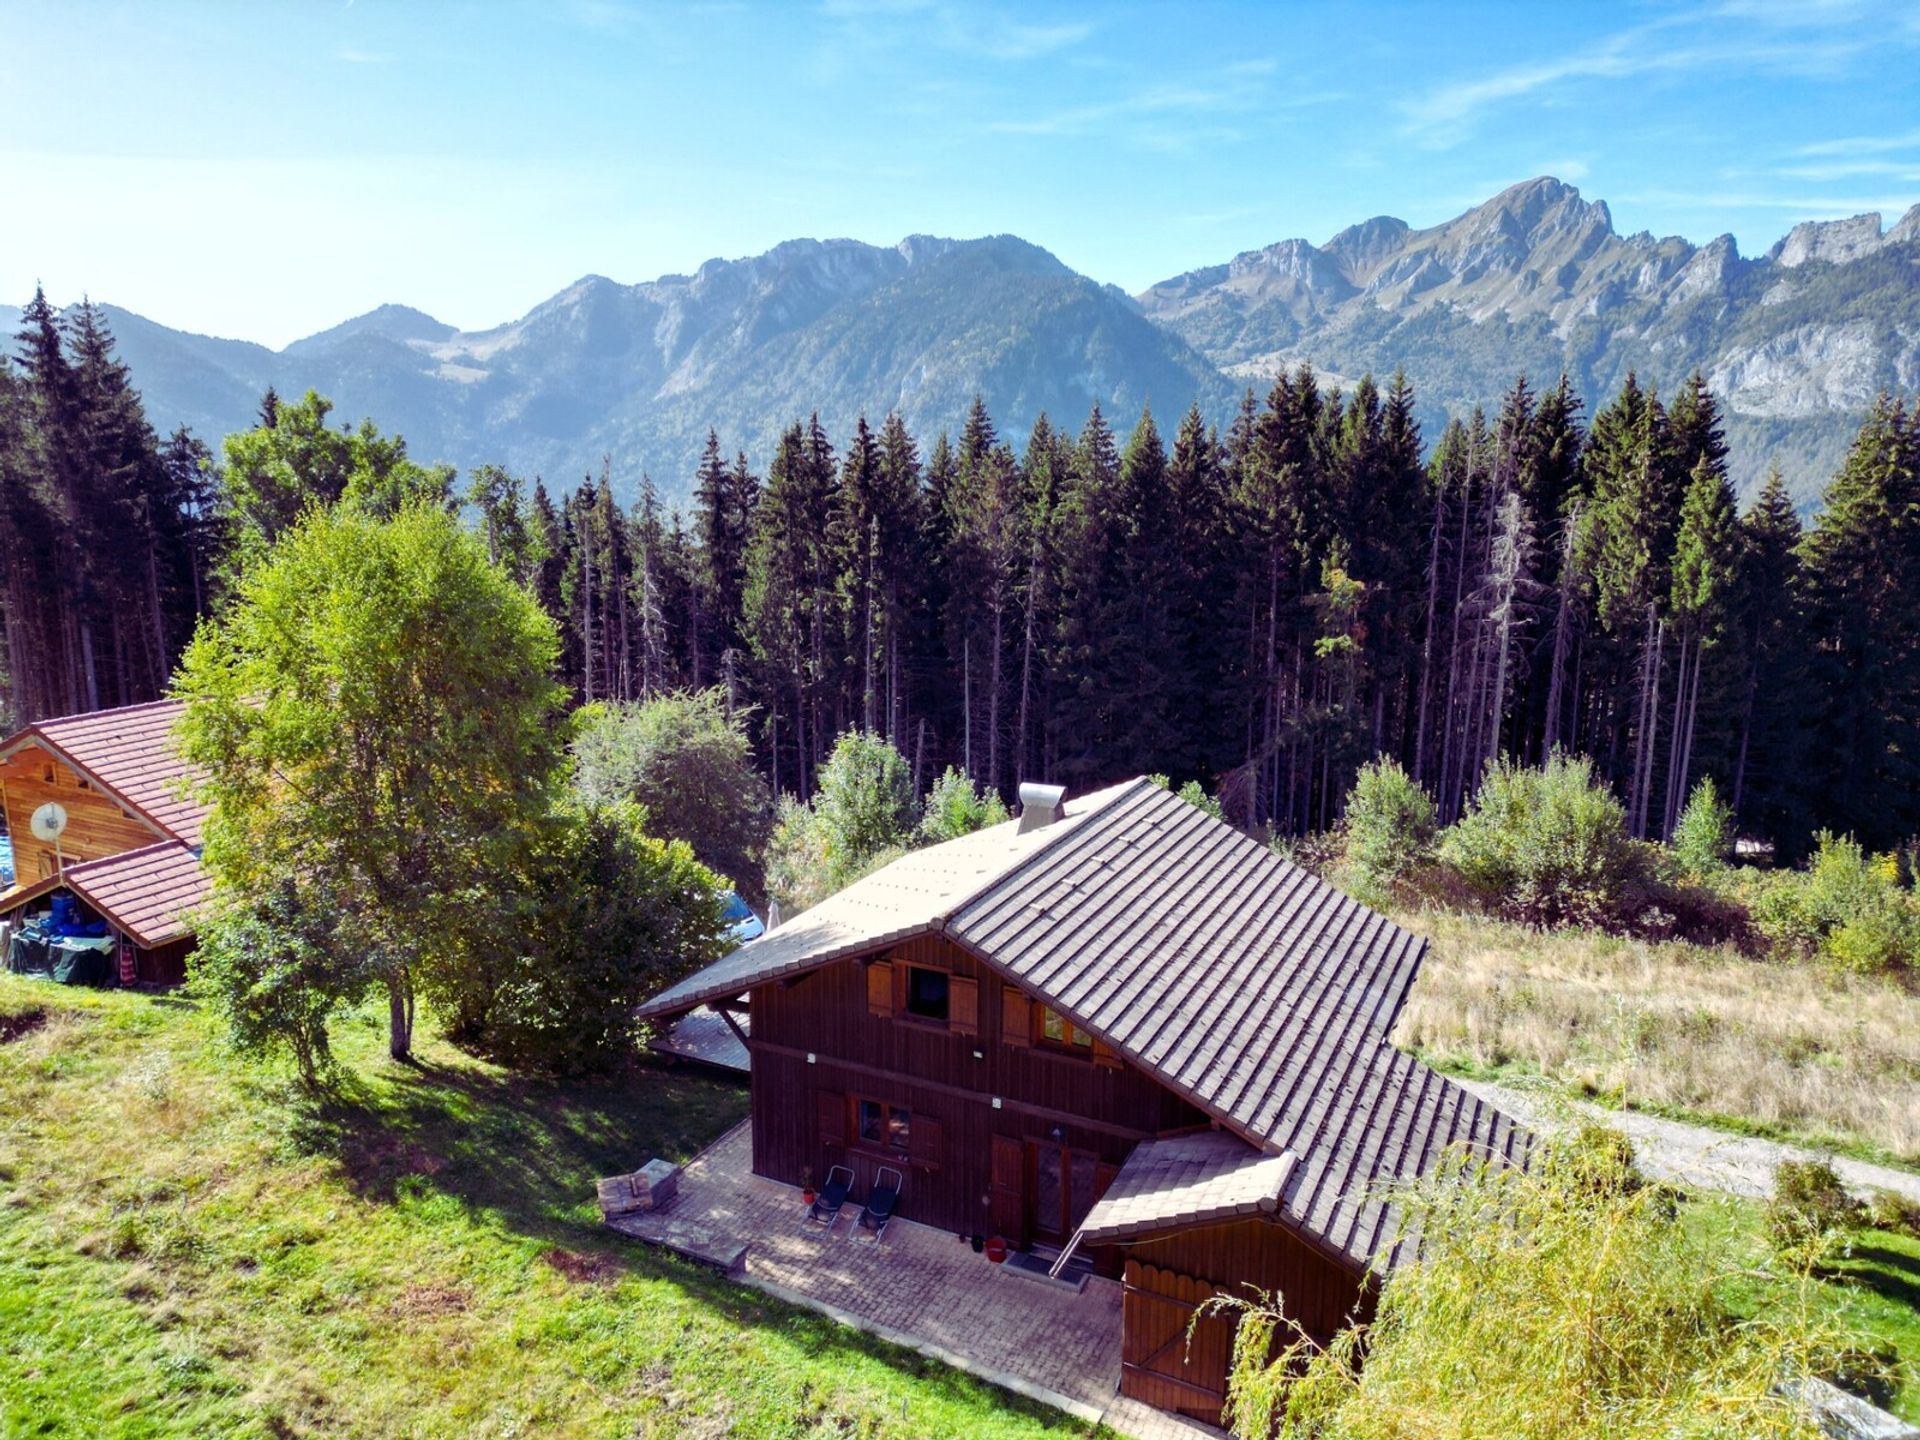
[61,841,209,949]
[10,700,209,846]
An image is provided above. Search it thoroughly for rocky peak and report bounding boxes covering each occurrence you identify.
[1772,213,1891,268]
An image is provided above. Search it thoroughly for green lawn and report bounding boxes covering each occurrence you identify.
[1706,1201,1920,1421]
[0,977,1094,1439]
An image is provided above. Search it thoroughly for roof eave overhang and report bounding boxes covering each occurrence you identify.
[635,922,939,1023]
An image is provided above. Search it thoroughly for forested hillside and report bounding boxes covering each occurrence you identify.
[5,295,1916,857]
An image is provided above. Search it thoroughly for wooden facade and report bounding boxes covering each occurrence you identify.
[0,733,199,986]
[0,744,163,882]
[1118,1216,1373,1423]
[748,932,1210,1256]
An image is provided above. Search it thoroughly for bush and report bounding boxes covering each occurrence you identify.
[570,690,772,901]
[814,731,915,878]
[454,802,731,1074]
[765,795,831,915]
[1866,1188,1920,1238]
[1766,1158,1863,1261]
[1671,777,1736,876]
[1342,758,1436,886]
[1148,774,1227,820]
[1204,1128,1858,1440]
[917,766,1011,844]
[1439,753,1638,926]
[1750,833,1920,976]
[764,732,918,915]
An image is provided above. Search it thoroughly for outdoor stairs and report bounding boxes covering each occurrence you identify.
[1003,1242,1093,1293]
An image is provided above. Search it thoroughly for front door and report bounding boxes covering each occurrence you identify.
[1028,1139,1100,1243]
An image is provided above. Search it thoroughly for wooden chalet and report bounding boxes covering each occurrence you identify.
[638,778,1526,1425]
[0,700,210,986]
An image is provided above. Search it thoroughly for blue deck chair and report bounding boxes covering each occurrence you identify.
[804,1164,854,1234]
[852,1166,903,1243]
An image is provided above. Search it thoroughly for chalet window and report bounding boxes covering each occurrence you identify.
[904,965,950,1023]
[1039,1006,1094,1052]
[856,1097,911,1154]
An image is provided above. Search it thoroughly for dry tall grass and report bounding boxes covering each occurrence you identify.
[1396,909,1920,1163]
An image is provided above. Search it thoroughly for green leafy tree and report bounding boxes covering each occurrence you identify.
[814,729,914,877]
[918,765,1011,843]
[220,390,453,568]
[1343,757,1437,886]
[174,501,566,1066]
[1670,776,1736,876]
[453,800,729,1074]
[570,689,772,899]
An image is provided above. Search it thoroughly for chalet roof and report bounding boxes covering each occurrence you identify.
[638,780,1140,1016]
[1,700,208,847]
[1074,1132,1296,1246]
[640,777,1526,1270]
[3,841,208,948]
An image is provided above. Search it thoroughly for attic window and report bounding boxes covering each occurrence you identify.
[1039,1006,1094,1052]
[904,966,950,1022]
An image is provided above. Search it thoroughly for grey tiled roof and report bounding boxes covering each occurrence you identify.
[636,780,1140,1019]
[1076,1132,1295,1245]
[640,776,1526,1269]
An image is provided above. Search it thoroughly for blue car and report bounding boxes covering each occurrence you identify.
[721,891,764,944]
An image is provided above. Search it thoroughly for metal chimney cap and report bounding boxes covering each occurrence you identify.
[1017,782,1067,833]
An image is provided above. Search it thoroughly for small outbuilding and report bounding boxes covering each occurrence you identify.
[0,700,210,987]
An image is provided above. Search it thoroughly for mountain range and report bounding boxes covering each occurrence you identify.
[8,177,1918,509]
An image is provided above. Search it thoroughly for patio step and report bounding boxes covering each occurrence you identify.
[605,1207,750,1272]
[1001,1247,1091,1293]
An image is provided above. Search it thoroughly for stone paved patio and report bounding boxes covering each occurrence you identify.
[607,1121,1221,1440]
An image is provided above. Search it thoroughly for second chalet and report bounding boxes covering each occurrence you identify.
[638,776,1525,1425]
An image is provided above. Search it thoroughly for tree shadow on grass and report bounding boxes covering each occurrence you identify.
[273,1052,1098,1434]
[1822,1240,1920,1312]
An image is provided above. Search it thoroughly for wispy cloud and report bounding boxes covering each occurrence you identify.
[1792,127,1920,158]
[1535,157,1592,183]
[1400,3,1893,150]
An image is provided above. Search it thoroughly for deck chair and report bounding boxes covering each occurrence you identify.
[804,1165,854,1233]
[852,1165,903,1243]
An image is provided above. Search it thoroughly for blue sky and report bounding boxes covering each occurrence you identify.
[3,0,1917,348]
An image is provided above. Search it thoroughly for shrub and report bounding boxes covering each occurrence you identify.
[455,802,731,1074]
[1149,774,1227,821]
[1866,1188,1920,1238]
[1438,753,1637,925]
[1671,776,1736,876]
[1766,1158,1862,1261]
[1750,833,1920,976]
[763,732,917,915]
[1342,758,1436,886]
[764,795,831,915]
[813,731,915,878]
[917,766,1011,844]
[570,689,772,901]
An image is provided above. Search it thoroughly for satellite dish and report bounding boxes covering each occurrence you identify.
[30,802,67,842]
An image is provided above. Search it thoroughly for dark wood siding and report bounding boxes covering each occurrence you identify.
[1128,1216,1370,1341]
[747,933,1209,1244]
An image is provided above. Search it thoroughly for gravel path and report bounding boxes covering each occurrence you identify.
[1460,1078,1920,1205]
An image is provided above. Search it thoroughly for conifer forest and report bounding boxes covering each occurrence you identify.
[4,293,1917,860]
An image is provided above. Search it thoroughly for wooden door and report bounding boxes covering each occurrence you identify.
[1027,1140,1103,1242]
[1120,1260,1234,1424]
[989,1135,1025,1244]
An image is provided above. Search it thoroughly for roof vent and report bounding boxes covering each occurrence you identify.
[1017,782,1067,834]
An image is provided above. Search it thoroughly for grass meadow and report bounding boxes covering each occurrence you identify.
[0,977,1093,1440]
[1397,908,1920,1167]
